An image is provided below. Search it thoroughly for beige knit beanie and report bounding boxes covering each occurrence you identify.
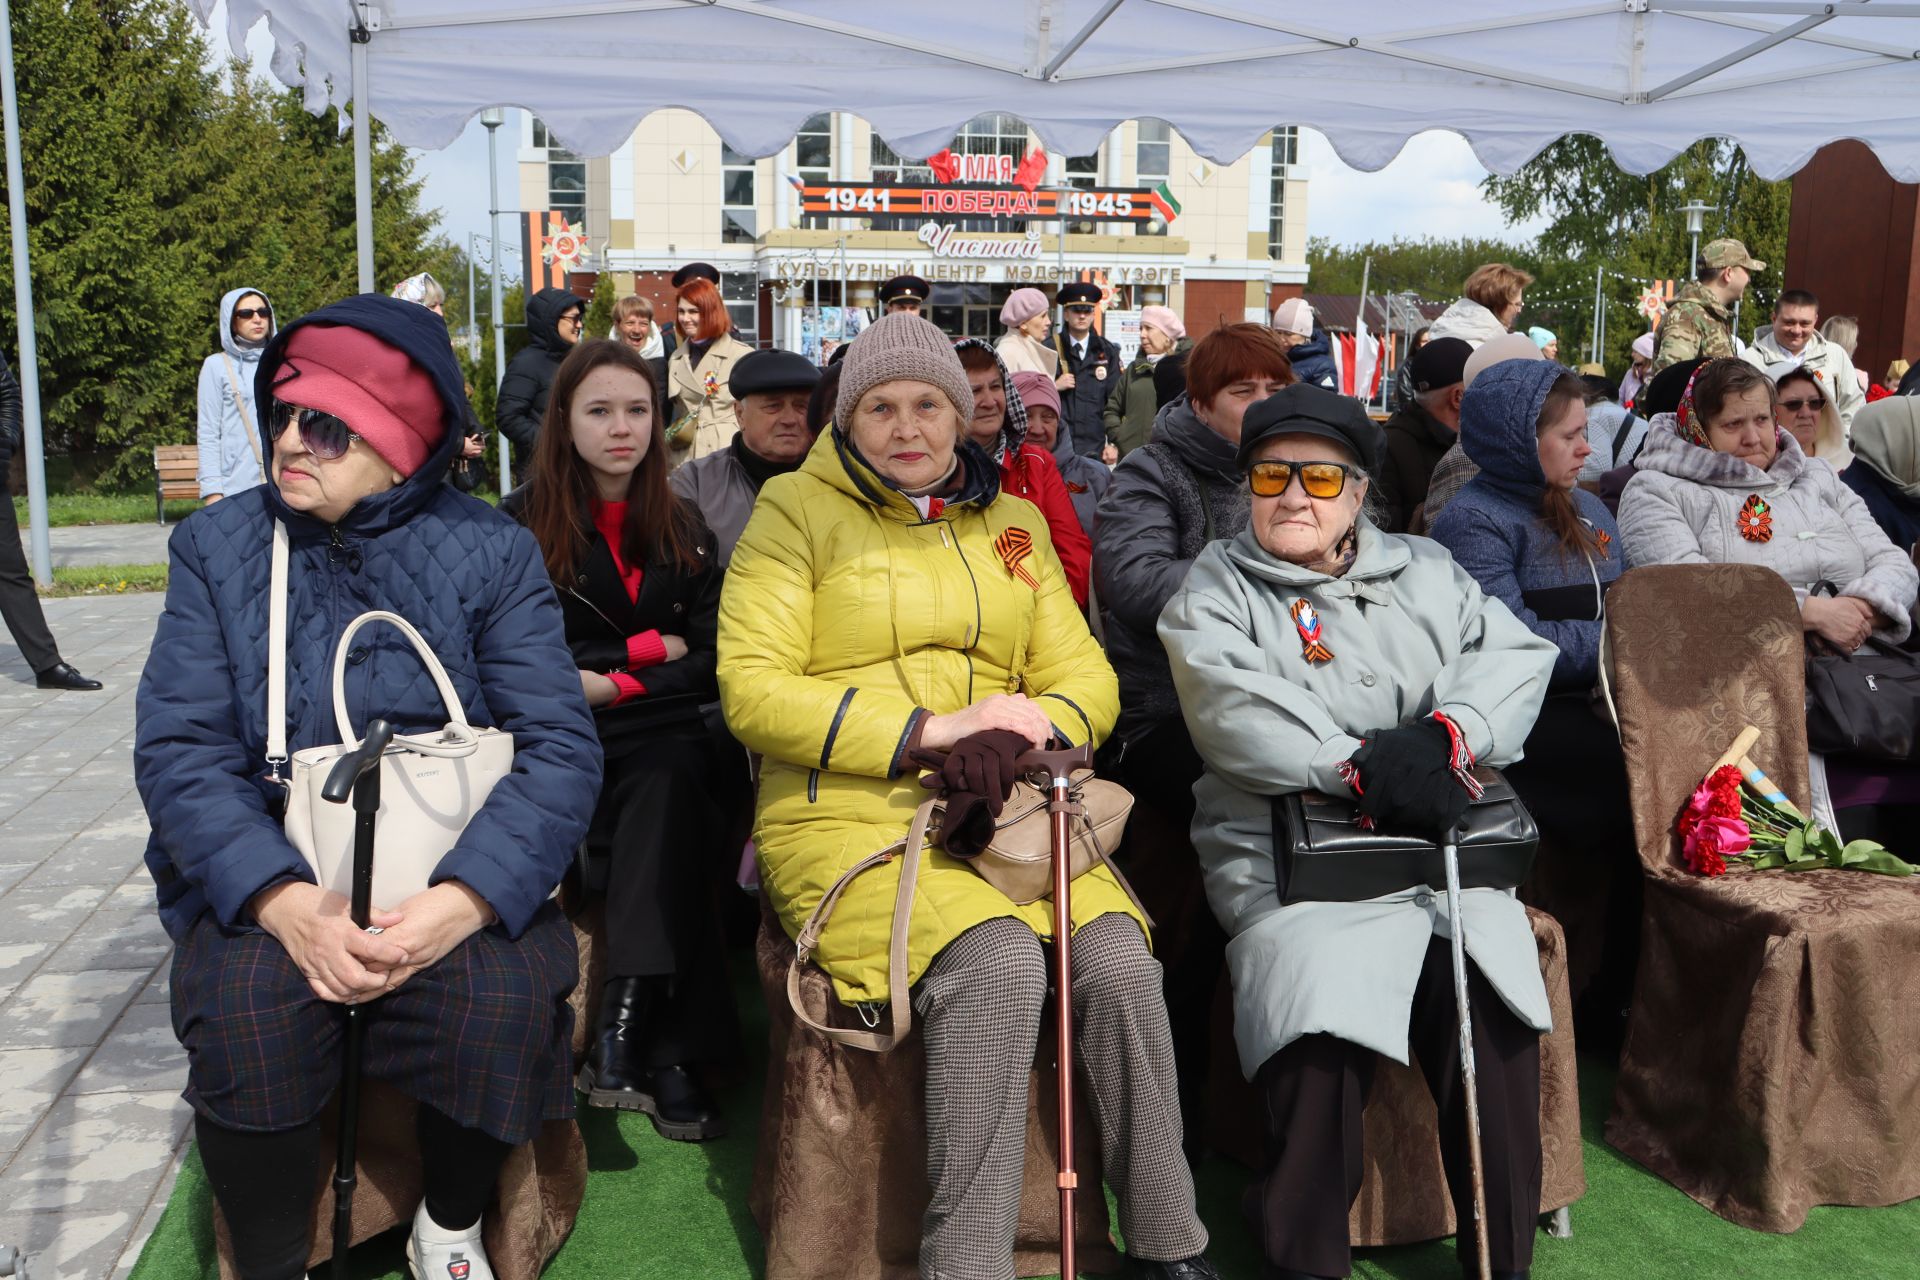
[834,312,976,432]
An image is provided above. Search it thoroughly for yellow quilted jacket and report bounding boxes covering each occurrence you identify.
[717,431,1138,1004]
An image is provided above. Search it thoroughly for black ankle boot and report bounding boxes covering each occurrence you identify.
[576,978,724,1141]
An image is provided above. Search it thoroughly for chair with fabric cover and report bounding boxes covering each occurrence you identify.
[1205,905,1584,1245]
[212,1086,586,1280]
[749,896,1121,1280]
[1605,563,1920,1230]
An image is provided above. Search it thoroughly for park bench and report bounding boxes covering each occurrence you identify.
[154,444,198,523]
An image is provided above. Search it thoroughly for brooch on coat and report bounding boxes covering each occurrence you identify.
[1736,494,1774,543]
[993,527,1041,589]
[703,370,721,399]
[1290,598,1334,665]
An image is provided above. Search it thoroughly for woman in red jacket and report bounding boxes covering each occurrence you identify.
[954,340,1092,606]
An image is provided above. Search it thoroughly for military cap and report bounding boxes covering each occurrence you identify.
[729,348,822,400]
[1058,281,1103,309]
[671,262,722,288]
[1700,239,1765,272]
[878,275,931,307]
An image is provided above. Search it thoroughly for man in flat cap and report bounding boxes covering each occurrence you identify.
[877,274,931,318]
[1053,281,1121,460]
[1651,237,1765,375]
[670,347,821,566]
[1376,336,1472,532]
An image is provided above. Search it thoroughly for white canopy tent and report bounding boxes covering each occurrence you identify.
[11,1,1920,578]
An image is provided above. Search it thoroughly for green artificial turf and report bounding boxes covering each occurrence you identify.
[128,967,1920,1280]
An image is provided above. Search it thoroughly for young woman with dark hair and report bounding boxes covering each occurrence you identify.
[1429,357,1638,1052]
[665,278,753,470]
[506,338,739,1140]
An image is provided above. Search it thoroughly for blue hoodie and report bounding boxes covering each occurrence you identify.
[195,287,277,498]
[136,294,602,941]
[1428,359,1622,688]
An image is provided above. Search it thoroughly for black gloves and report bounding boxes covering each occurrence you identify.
[1348,719,1472,836]
[909,729,1032,859]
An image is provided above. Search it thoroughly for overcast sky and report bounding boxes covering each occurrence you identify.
[208,7,1540,255]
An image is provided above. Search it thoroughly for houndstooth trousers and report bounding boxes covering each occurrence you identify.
[912,913,1208,1280]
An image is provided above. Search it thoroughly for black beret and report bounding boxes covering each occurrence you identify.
[1235,383,1384,474]
[1407,336,1472,393]
[878,275,931,305]
[672,262,721,288]
[729,348,821,400]
[1058,282,1102,308]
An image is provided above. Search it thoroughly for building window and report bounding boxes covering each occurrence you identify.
[529,116,586,226]
[795,113,834,185]
[1268,126,1298,260]
[871,136,934,185]
[722,143,757,244]
[721,271,758,339]
[1136,120,1171,237]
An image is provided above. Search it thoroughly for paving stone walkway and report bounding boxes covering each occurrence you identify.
[47,524,174,571]
[0,593,186,1280]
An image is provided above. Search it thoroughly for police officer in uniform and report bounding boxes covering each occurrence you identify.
[877,274,931,318]
[1053,281,1121,460]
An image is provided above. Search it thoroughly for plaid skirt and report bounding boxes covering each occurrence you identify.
[170,900,577,1145]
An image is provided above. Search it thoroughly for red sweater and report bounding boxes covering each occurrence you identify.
[590,500,670,705]
[998,445,1092,607]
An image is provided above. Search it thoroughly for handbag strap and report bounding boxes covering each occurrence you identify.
[786,797,936,1053]
[330,611,475,748]
[220,353,268,483]
[266,522,290,779]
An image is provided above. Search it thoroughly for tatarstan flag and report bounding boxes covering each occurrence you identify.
[1150,181,1182,223]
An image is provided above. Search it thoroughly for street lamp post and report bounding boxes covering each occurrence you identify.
[1680,200,1713,276]
[1,0,52,586]
[466,232,479,362]
[482,108,509,493]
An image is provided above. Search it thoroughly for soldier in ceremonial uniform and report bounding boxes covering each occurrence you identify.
[1054,281,1123,460]
[877,274,931,318]
[1650,238,1764,376]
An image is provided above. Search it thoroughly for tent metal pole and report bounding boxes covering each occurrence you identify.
[351,11,375,293]
[0,0,51,586]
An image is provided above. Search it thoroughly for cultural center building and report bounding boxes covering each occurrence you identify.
[518,110,1311,353]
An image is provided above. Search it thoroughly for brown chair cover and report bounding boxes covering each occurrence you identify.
[750,897,1123,1280]
[213,1087,586,1280]
[1605,563,1920,1231]
[1205,906,1584,1246]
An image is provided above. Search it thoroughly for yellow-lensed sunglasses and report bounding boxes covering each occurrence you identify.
[1247,459,1357,500]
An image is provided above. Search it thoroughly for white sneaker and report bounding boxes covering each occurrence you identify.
[405,1201,495,1280]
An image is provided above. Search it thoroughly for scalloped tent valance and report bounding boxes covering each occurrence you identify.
[196,0,1920,182]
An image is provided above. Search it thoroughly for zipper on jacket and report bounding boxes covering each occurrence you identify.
[947,518,983,701]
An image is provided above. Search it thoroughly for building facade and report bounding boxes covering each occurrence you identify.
[519,111,1310,351]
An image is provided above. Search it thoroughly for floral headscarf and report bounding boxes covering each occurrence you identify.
[389,273,443,308]
[1675,361,1710,446]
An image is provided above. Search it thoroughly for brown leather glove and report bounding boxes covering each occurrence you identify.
[909,729,1031,858]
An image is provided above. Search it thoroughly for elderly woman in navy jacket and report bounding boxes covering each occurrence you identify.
[1428,358,1636,1047]
[135,296,601,1280]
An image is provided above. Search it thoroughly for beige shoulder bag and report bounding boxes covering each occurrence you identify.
[786,762,1142,1052]
[268,523,517,911]
[219,354,269,485]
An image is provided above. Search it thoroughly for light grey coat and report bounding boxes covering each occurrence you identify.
[1619,422,1918,643]
[669,444,757,568]
[1159,524,1557,1079]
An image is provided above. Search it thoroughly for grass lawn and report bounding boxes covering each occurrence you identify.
[38,562,168,598]
[13,492,200,526]
[125,951,1920,1280]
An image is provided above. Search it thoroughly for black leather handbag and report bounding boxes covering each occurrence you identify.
[1272,768,1538,906]
[1805,637,1920,762]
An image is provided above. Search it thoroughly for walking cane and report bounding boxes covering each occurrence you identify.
[1440,824,1493,1280]
[1014,743,1094,1280]
[320,719,395,1280]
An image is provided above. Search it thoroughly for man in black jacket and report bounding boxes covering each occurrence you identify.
[1375,337,1470,532]
[1053,281,1122,459]
[495,287,584,460]
[0,357,100,689]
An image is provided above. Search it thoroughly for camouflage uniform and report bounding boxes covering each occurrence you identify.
[1650,282,1736,375]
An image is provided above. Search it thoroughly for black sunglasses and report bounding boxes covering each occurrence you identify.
[1779,396,1826,413]
[232,307,271,321]
[269,402,361,460]
[1248,459,1358,500]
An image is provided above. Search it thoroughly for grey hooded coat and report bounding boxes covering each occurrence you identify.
[1159,523,1556,1076]
[195,287,277,499]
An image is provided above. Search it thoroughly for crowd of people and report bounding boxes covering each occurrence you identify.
[107,242,1920,1280]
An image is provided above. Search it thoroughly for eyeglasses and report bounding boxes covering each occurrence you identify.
[1779,396,1826,413]
[1248,459,1356,500]
[232,307,271,321]
[558,312,583,327]
[270,402,362,460]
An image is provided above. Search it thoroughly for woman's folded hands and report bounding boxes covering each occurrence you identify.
[1347,720,1472,835]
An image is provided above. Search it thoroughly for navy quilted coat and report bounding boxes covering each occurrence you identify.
[135,295,602,942]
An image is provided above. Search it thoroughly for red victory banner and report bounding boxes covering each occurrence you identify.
[800,181,1173,224]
